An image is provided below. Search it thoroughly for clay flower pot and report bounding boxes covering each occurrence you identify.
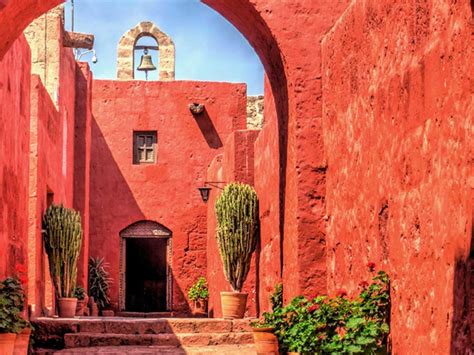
[220,291,247,319]
[76,300,86,316]
[58,297,78,318]
[0,333,17,355]
[251,326,279,355]
[13,328,31,355]
[193,299,208,315]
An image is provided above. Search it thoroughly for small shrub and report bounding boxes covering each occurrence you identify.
[188,277,209,302]
[0,277,29,333]
[73,286,86,301]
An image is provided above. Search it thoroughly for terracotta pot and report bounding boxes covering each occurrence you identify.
[252,327,279,354]
[0,333,16,355]
[58,297,77,318]
[91,302,99,317]
[76,300,86,316]
[193,299,208,315]
[101,310,114,317]
[288,352,300,355]
[220,291,247,319]
[13,328,31,355]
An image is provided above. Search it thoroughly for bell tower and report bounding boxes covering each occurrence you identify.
[117,21,175,81]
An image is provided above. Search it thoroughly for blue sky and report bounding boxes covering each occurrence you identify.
[65,0,264,95]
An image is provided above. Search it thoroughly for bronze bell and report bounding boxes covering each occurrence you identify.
[137,48,157,79]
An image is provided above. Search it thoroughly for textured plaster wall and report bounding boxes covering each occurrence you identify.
[206,129,260,318]
[90,80,246,313]
[322,1,474,353]
[0,35,31,283]
[74,62,93,293]
[25,8,79,315]
[254,76,281,313]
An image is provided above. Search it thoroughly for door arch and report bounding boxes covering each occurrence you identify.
[119,221,172,312]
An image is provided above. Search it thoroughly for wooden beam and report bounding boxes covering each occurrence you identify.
[63,31,95,50]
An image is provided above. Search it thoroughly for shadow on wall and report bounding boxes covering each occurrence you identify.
[450,204,473,353]
[191,107,223,149]
[89,118,190,314]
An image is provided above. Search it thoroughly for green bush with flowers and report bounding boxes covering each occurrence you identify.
[0,276,30,334]
[261,265,390,354]
[188,277,209,302]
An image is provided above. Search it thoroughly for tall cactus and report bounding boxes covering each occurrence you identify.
[42,204,83,298]
[215,183,259,292]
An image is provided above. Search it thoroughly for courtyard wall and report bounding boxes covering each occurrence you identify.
[90,79,247,313]
[322,1,474,353]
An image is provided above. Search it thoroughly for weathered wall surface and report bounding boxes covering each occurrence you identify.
[254,76,281,313]
[90,80,246,313]
[206,129,260,318]
[0,35,31,283]
[25,8,80,315]
[247,95,264,129]
[74,62,93,292]
[322,1,473,353]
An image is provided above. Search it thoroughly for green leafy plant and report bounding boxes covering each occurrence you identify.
[42,204,83,298]
[73,286,86,301]
[215,182,259,292]
[88,257,112,309]
[188,277,209,302]
[261,270,390,354]
[0,277,29,334]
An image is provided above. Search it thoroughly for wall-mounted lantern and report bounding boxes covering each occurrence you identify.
[189,103,205,115]
[198,181,226,203]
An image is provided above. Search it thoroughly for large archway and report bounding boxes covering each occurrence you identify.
[0,0,349,307]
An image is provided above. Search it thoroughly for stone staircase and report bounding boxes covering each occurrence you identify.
[32,317,256,354]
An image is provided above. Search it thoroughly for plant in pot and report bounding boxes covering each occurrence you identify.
[88,257,112,316]
[188,277,209,315]
[73,286,87,316]
[42,204,83,318]
[250,283,282,355]
[215,182,259,319]
[0,277,31,355]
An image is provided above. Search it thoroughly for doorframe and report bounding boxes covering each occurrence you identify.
[119,222,172,311]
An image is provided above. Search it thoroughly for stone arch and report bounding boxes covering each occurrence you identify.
[119,220,173,311]
[117,21,175,81]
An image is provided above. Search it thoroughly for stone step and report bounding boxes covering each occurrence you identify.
[34,317,253,336]
[54,344,256,354]
[64,332,254,349]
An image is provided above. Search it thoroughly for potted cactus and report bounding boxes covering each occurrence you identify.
[215,182,259,319]
[188,277,209,315]
[42,204,83,318]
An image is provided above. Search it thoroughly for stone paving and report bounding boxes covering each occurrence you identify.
[32,317,256,354]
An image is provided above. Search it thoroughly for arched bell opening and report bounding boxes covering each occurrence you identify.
[119,221,173,312]
[134,36,160,81]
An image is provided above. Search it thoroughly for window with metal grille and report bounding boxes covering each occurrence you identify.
[133,131,157,164]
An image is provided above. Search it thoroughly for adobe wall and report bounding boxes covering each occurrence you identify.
[0,35,31,284]
[322,1,473,353]
[74,62,93,292]
[206,129,260,318]
[254,76,281,313]
[26,8,81,315]
[90,79,247,313]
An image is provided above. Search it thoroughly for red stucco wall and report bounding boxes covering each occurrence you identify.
[27,45,79,316]
[90,80,246,313]
[254,76,281,313]
[206,129,260,318]
[322,1,474,353]
[0,35,31,283]
[74,62,93,292]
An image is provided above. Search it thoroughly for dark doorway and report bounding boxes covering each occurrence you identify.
[125,238,167,312]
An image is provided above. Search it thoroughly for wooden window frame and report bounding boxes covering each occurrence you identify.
[133,131,157,165]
